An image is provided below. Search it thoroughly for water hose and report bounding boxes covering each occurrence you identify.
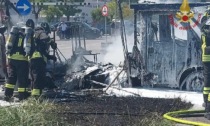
[163,109,210,126]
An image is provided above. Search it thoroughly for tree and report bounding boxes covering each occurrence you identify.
[58,0,84,21]
[120,0,139,4]
[42,6,62,23]
[29,0,48,23]
[91,0,134,23]
[91,8,104,23]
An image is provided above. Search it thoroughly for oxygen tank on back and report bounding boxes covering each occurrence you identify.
[23,27,33,56]
[6,26,19,55]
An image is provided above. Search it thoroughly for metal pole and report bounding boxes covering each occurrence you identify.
[105,16,107,43]
[97,0,98,8]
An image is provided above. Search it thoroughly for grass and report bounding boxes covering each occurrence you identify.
[0,97,181,126]
[0,98,64,126]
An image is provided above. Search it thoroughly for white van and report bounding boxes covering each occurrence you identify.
[129,2,210,91]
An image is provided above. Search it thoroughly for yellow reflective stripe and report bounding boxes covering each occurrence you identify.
[8,53,28,61]
[30,51,47,63]
[5,84,15,89]
[202,55,210,62]
[208,94,210,101]
[31,52,42,59]
[31,89,41,96]
[201,35,210,62]
[204,87,210,91]
[202,35,206,56]
[204,12,207,16]
[6,36,11,44]
[18,88,29,92]
[18,38,22,47]
[203,91,209,95]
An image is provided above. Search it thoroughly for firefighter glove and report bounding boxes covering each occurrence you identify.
[51,42,57,50]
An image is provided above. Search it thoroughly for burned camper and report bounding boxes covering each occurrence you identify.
[129,2,210,91]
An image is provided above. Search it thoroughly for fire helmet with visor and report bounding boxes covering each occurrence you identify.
[40,22,51,35]
[202,19,210,34]
[26,19,35,29]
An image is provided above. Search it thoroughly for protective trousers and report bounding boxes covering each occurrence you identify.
[4,59,29,100]
[203,62,210,113]
[30,58,46,96]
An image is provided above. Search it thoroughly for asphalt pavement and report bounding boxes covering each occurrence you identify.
[52,34,114,63]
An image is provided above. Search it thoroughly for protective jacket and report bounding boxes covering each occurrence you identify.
[30,27,55,62]
[201,34,210,62]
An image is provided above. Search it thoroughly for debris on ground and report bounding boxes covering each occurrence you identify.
[53,96,193,126]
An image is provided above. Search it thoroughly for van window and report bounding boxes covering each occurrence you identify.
[151,15,159,41]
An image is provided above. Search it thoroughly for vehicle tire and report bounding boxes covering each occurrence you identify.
[181,71,204,92]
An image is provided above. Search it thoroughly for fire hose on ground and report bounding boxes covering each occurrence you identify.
[163,109,210,126]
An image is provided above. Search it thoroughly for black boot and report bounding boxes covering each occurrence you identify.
[204,103,210,120]
[4,89,14,102]
[203,94,208,108]
[3,96,13,102]
[18,92,30,101]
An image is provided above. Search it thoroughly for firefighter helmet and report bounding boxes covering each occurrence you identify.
[205,7,210,17]
[40,22,51,34]
[202,20,210,34]
[26,19,35,29]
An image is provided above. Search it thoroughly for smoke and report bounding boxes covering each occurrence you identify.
[100,32,134,66]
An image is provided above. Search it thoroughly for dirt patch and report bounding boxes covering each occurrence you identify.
[52,96,193,126]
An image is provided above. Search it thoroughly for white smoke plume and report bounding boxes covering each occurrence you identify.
[100,32,134,66]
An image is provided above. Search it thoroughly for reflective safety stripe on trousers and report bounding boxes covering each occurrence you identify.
[31,89,41,96]
[5,83,15,89]
[31,51,47,62]
[202,35,210,62]
[203,87,210,95]
[18,88,29,92]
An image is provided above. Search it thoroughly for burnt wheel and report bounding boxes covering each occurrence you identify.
[181,71,204,92]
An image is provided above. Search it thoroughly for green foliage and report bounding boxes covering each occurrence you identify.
[91,8,104,23]
[0,98,63,126]
[58,0,85,21]
[91,0,134,23]
[43,6,62,23]
[120,0,139,3]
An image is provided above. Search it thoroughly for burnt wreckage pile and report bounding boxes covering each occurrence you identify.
[54,54,155,93]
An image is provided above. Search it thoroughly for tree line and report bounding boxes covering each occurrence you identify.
[29,0,138,23]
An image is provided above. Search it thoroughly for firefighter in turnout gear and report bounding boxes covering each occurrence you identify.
[0,26,7,79]
[4,20,34,101]
[30,23,57,97]
[201,8,210,27]
[201,19,210,120]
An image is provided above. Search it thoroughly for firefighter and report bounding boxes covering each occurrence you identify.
[4,19,34,101]
[0,26,7,79]
[201,8,210,28]
[201,20,210,120]
[30,23,57,97]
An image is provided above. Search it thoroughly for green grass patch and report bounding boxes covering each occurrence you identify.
[0,98,64,126]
